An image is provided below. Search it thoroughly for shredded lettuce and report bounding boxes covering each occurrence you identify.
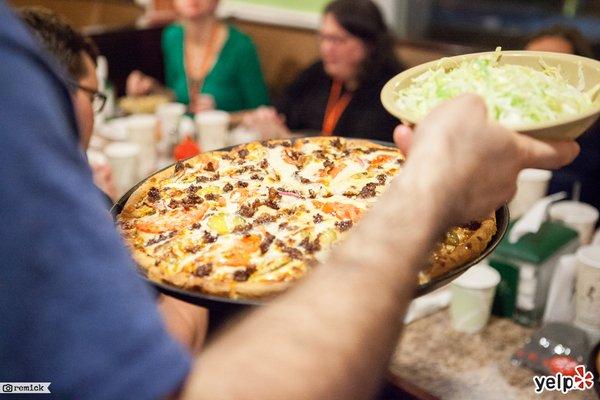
[395,48,595,126]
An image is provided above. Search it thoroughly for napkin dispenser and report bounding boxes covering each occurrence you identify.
[488,220,578,326]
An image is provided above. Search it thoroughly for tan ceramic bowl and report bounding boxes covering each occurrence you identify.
[381,51,600,140]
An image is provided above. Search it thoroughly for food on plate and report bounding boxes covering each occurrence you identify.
[118,93,171,114]
[117,137,496,299]
[395,48,598,126]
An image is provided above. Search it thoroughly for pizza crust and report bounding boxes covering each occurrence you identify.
[423,213,497,283]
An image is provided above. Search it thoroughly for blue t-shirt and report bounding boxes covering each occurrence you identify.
[0,5,190,399]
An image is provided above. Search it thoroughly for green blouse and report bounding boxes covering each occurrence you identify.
[162,23,269,112]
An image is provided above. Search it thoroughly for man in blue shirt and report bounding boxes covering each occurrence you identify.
[0,3,579,399]
[0,4,189,399]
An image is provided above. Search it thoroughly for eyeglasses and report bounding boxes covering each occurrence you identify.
[318,33,351,46]
[66,80,107,113]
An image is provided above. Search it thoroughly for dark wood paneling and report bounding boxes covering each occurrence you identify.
[89,25,165,97]
[7,0,142,30]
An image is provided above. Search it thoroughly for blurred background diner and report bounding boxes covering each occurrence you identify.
[241,0,403,141]
[125,0,269,113]
[6,0,600,399]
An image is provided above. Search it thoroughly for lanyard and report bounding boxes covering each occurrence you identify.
[322,80,353,135]
[185,22,219,107]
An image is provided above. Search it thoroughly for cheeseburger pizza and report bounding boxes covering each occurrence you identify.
[117,137,496,299]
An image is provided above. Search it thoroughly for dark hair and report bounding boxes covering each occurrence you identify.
[525,25,594,58]
[18,7,99,80]
[324,0,402,85]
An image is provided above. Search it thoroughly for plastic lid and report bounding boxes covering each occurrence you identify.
[518,168,552,182]
[98,118,129,141]
[127,114,157,129]
[576,245,600,269]
[452,263,501,290]
[104,142,140,158]
[195,110,230,125]
[550,201,599,224]
[156,102,186,117]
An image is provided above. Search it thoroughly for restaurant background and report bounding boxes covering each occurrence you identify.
[6,0,600,399]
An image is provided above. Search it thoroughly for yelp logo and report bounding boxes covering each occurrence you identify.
[533,364,595,394]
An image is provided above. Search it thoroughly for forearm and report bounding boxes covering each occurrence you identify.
[158,296,209,354]
[181,171,449,400]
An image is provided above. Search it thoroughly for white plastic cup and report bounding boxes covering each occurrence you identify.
[156,102,186,156]
[228,126,262,146]
[574,245,600,343]
[195,110,230,152]
[508,169,552,218]
[86,148,108,169]
[126,114,157,178]
[104,142,140,197]
[549,201,599,245]
[97,117,129,142]
[450,263,501,334]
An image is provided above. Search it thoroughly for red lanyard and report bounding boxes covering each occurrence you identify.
[185,23,219,106]
[322,80,353,135]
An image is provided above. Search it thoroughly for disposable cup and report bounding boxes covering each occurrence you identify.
[450,263,501,334]
[574,245,600,343]
[126,114,157,178]
[156,102,186,156]
[508,168,552,218]
[549,201,599,245]
[195,110,230,152]
[104,142,140,197]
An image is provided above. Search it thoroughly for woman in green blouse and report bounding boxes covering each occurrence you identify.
[127,0,269,113]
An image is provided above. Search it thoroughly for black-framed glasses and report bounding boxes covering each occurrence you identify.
[66,80,107,113]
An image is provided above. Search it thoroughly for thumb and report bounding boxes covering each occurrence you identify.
[515,133,580,170]
[393,125,414,157]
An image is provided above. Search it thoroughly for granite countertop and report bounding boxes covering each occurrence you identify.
[390,311,598,400]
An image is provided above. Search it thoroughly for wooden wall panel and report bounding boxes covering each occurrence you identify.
[7,0,142,30]
[232,19,320,98]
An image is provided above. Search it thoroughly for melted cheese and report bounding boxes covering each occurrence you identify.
[125,139,405,289]
[266,147,297,182]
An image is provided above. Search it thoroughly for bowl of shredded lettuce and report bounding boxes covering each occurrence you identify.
[381,49,600,140]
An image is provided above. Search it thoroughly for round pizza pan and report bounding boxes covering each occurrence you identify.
[111,139,509,324]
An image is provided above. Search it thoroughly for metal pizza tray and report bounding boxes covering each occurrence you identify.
[110,139,509,326]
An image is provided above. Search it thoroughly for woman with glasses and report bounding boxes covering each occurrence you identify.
[243,0,403,142]
[126,0,269,114]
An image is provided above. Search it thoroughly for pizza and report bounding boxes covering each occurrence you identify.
[117,137,496,299]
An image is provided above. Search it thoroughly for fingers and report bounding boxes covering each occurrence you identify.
[393,125,413,156]
[126,71,154,96]
[515,134,580,170]
[425,93,488,129]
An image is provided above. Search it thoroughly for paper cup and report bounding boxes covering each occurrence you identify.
[508,169,552,218]
[549,201,599,245]
[104,142,140,197]
[156,102,186,156]
[574,245,600,343]
[450,263,501,334]
[97,117,129,142]
[195,110,230,152]
[126,114,157,178]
